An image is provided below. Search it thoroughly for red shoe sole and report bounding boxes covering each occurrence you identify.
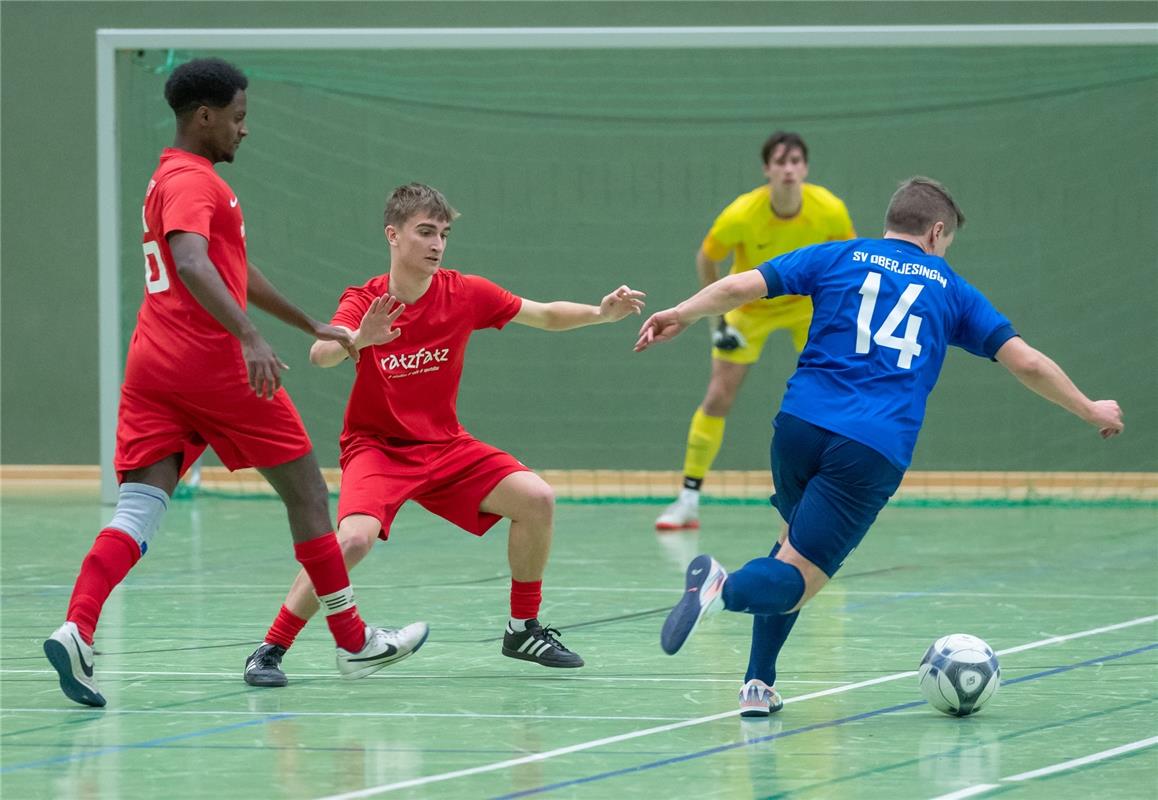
[655,521,701,532]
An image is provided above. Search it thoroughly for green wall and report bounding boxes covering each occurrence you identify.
[3,2,1156,473]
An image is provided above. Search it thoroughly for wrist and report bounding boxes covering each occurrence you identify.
[238,325,261,345]
[674,303,697,327]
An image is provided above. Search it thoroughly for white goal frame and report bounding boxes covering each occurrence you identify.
[96,23,1158,503]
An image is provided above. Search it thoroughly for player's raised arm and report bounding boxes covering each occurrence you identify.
[512,285,646,332]
[635,269,768,352]
[995,336,1124,438]
[309,295,405,368]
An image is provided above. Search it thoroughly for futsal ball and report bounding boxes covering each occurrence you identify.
[918,633,1000,717]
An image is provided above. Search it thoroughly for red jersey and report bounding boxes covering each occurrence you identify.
[331,269,522,452]
[123,148,249,390]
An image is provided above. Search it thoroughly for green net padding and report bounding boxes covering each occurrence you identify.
[120,44,1157,503]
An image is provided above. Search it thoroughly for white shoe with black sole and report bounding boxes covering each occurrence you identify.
[336,623,430,679]
[43,621,106,708]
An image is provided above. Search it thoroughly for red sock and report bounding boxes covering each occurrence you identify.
[66,529,142,645]
[510,579,543,620]
[265,605,308,650]
[293,533,365,652]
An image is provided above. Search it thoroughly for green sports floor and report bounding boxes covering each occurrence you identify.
[2,492,1155,799]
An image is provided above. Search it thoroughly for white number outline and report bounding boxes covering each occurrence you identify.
[141,205,170,294]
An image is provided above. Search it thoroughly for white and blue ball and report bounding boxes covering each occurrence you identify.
[918,633,1000,717]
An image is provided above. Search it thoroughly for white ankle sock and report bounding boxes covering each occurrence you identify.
[508,617,532,633]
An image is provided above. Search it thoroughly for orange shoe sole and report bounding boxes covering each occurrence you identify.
[655,520,701,532]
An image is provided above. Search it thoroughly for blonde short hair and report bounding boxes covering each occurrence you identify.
[384,183,459,228]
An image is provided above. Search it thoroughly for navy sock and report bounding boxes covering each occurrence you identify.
[736,541,800,685]
[722,547,805,615]
[746,610,800,685]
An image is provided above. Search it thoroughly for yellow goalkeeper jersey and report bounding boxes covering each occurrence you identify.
[702,182,855,316]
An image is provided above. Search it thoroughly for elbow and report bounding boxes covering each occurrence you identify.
[308,342,327,367]
[173,256,208,282]
[1008,350,1049,380]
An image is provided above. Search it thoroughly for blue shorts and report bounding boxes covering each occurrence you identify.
[770,412,904,577]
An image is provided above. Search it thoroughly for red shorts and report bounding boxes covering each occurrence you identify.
[337,436,529,540]
[114,382,313,481]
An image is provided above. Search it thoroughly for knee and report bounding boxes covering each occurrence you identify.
[338,526,376,563]
[701,387,736,417]
[281,478,332,525]
[521,481,555,526]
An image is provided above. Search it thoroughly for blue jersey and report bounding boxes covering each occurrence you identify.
[757,238,1015,470]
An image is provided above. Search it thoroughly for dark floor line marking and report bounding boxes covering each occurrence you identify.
[758,696,1158,798]
[476,607,671,643]
[0,714,295,773]
[834,564,920,580]
[0,740,684,757]
[488,642,1158,799]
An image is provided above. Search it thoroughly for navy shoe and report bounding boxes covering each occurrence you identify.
[660,554,727,655]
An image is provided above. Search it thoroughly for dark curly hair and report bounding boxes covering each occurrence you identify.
[164,58,248,117]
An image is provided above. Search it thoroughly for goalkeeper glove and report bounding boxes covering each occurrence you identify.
[712,318,746,351]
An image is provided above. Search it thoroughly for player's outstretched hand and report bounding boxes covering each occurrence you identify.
[634,308,688,352]
[240,332,288,400]
[1087,399,1124,439]
[599,286,646,323]
[355,295,406,351]
[314,322,361,363]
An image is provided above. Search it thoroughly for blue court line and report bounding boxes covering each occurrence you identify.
[756,696,1158,799]
[0,713,295,774]
[488,642,1158,799]
[0,741,683,758]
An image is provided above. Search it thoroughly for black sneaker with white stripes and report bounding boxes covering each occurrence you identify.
[501,620,584,668]
[244,643,288,687]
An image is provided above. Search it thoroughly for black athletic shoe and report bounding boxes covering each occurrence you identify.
[244,643,288,687]
[501,620,584,668]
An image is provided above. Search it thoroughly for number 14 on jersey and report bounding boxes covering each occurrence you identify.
[855,272,924,369]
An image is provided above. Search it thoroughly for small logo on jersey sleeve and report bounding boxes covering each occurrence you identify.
[229,196,239,208]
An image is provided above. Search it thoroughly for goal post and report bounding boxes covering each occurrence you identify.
[96,24,1158,504]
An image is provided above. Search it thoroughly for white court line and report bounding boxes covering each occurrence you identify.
[931,786,1000,800]
[996,615,1158,656]
[0,707,689,723]
[313,614,1158,800]
[5,584,1156,600]
[930,735,1158,800]
[1003,735,1158,781]
[0,668,847,686]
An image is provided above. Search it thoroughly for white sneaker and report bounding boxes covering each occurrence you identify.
[336,623,430,679]
[43,621,106,707]
[655,490,700,531]
[739,679,784,717]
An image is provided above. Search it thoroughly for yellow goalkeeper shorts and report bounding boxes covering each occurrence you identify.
[711,297,813,365]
